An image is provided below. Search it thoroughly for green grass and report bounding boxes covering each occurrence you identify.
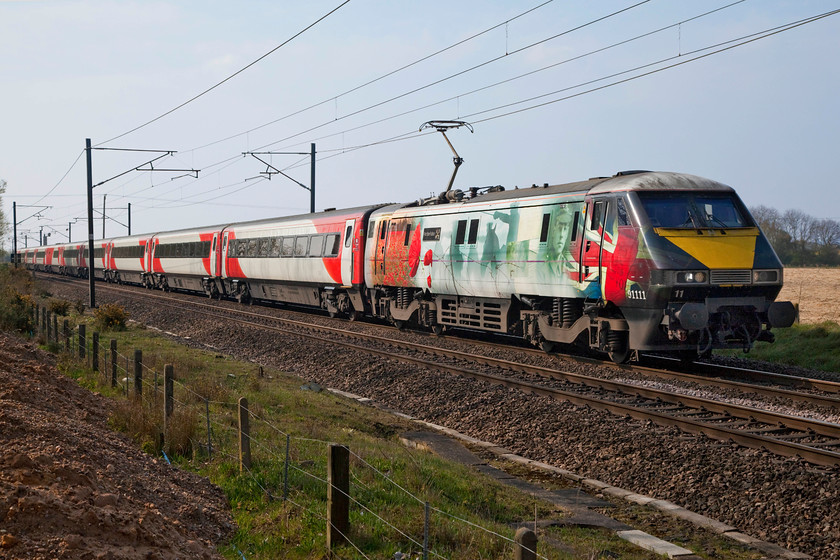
[722,321,840,373]
[27,299,762,560]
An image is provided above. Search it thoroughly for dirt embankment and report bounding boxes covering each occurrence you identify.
[778,267,840,325]
[0,331,233,560]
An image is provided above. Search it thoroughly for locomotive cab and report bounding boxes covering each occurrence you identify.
[613,178,797,359]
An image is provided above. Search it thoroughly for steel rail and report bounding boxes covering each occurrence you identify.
[153,300,840,466]
[41,272,840,403]
[73,282,840,467]
[38,274,840,465]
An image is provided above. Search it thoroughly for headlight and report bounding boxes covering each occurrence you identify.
[676,270,708,284]
[753,269,780,284]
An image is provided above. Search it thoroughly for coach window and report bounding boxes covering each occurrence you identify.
[468,219,479,244]
[294,236,309,257]
[281,237,294,257]
[539,213,551,243]
[379,221,387,240]
[455,220,467,245]
[175,244,182,258]
[281,237,293,257]
[270,237,281,257]
[258,238,269,257]
[325,234,340,257]
[345,225,353,248]
[309,235,324,257]
[245,239,255,258]
[616,197,630,226]
[590,201,605,231]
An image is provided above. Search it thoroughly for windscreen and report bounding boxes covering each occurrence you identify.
[638,192,749,228]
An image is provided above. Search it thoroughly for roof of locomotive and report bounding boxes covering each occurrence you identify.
[454,171,734,206]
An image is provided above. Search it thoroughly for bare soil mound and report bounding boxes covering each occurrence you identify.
[0,331,233,559]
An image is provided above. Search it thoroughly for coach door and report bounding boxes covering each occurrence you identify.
[342,219,355,285]
[373,218,389,283]
[144,240,152,272]
[580,197,609,299]
[210,233,220,277]
[221,232,229,277]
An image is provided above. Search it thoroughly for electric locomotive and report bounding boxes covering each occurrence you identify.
[364,171,796,362]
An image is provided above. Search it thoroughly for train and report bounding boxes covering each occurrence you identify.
[19,170,797,363]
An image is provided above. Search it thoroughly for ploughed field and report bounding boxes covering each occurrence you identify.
[778,267,840,325]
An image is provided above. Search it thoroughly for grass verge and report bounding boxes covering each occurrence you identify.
[15,282,764,559]
[722,321,840,373]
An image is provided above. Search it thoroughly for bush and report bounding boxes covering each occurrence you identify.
[73,299,86,315]
[48,298,71,316]
[0,266,35,333]
[93,303,129,331]
[109,398,197,459]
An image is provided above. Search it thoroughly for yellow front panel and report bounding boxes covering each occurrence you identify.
[654,227,759,269]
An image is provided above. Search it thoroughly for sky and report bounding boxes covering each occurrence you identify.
[1,0,839,249]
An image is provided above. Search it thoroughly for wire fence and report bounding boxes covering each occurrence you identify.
[30,303,548,560]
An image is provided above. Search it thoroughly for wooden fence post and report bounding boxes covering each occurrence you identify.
[78,324,86,359]
[238,397,251,473]
[45,310,51,341]
[327,444,350,550]
[63,320,70,352]
[52,314,58,344]
[110,339,117,387]
[92,332,99,372]
[133,349,142,398]
[163,364,174,449]
[514,527,537,560]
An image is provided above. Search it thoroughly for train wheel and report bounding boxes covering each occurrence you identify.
[393,320,404,330]
[539,340,556,353]
[347,311,360,322]
[608,347,631,364]
[431,324,444,336]
[607,331,630,364]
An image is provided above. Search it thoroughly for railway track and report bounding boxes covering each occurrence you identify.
[41,274,840,466]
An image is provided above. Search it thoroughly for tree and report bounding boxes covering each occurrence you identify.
[750,205,839,266]
[781,209,815,253]
[812,218,840,265]
[751,205,793,261]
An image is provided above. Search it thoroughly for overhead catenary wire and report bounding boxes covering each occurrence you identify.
[184,0,557,153]
[268,0,749,156]
[468,8,840,126]
[250,0,653,154]
[27,0,712,221]
[64,0,631,218]
[96,0,352,147]
[29,3,834,229]
[273,8,840,174]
